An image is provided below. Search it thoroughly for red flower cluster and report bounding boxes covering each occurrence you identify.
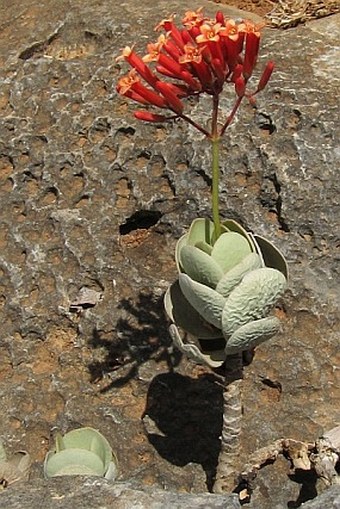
[116,9,274,128]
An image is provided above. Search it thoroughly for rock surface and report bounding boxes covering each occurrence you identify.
[0,478,241,509]
[0,1,339,508]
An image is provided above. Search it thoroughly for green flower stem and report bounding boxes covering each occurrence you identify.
[211,136,221,240]
[211,93,221,240]
[220,96,243,137]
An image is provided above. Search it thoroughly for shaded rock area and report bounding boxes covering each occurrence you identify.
[0,0,339,508]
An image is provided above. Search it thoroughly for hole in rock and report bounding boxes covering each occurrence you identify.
[256,112,276,134]
[119,210,162,235]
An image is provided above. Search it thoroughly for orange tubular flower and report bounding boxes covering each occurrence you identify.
[143,35,168,63]
[117,46,158,88]
[182,7,204,30]
[179,44,213,90]
[117,70,167,108]
[154,81,184,114]
[156,15,185,50]
[243,31,260,79]
[196,23,221,44]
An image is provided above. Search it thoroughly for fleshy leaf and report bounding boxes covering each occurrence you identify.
[175,232,189,273]
[254,234,289,279]
[179,273,226,329]
[222,219,256,251]
[62,428,113,472]
[104,459,119,480]
[55,433,66,453]
[211,232,252,273]
[216,253,262,297]
[169,324,225,368]
[188,218,215,246]
[179,245,224,288]
[222,268,287,338]
[44,449,105,478]
[225,316,281,354]
[164,281,223,338]
[194,240,213,255]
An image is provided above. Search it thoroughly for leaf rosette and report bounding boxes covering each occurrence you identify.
[164,218,288,367]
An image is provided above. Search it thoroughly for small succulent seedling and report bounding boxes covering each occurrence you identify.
[0,440,31,488]
[44,427,118,479]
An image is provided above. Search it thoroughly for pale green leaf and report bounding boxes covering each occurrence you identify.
[169,324,225,368]
[216,253,262,297]
[254,234,289,279]
[225,316,281,354]
[44,449,105,478]
[164,281,223,338]
[175,232,189,273]
[211,232,252,273]
[222,219,256,251]
[62,427,112,472]
[194,240,213,255]
[55,433,65,453]
[222,268,287,337]
[188,218,215,246]
[179,245,224,288]
[179,274,225,329]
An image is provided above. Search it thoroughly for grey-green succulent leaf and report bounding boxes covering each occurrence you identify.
[222,268,287,338]
[253,234,289,279]
[164,281,223,338]
[179,273,226,329]
[44,449,105,477]
[225,316,282,354]
[216,253,263,298]
[169,324,225,368]
[194,240,213,255]
[104,458,119,480]
[179,245,224,288]
[175,232,189,273]
[55,433,66,452]
[168,218,289,364]
[211,232,252,273]
[222,219,257,251]
[188,218,215,245]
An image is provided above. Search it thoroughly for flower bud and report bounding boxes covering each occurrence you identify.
[257,61,275,92]
[134,111,168,122]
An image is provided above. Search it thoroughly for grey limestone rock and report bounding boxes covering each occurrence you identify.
[0,0,339,508]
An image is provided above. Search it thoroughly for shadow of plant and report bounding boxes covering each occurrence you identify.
[142,371,223,491]
[87,291,181,392]
[287,469,318,508]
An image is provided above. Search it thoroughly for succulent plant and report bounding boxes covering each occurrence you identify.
[164,218,288,367]
[44,427,118,479]
[0,440,31,488]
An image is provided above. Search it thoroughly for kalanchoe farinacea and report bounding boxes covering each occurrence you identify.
[116,8,287,494]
